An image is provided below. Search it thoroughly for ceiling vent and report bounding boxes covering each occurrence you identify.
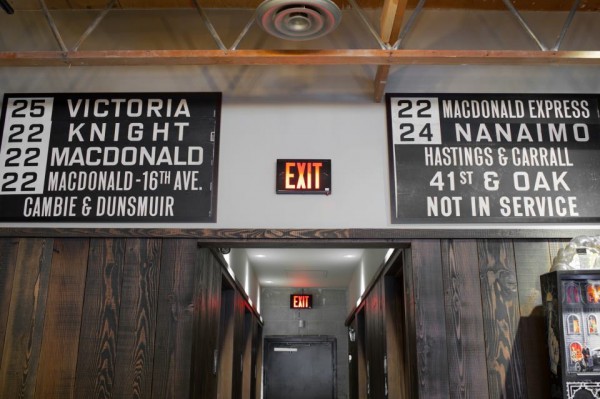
[255,0,342,41]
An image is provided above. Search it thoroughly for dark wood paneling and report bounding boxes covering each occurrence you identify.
[348,319,358,399]
[0,238,19,370]
[411,239,450,399]
[513,240,552,399]
[113,238,162,398]
[35,239,89,399]
[478,240,527,399]
[402,248,418,399]
[190,248,222,399]
[365,279,385,399]
[241,311,253,399]
[254,324,263,399]
[152,239,197,399]
[218,288,236,399]
[356,311,367,399]
[0,238,54,398]
[232,292,246,399]
[74,238,126,399]
[441,239,489,399]
[384,273,408,399]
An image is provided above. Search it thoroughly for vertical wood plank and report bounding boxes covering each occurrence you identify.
[190,249,222,399]
[441,240,489,399]
[152,239,197,399]
[0,238,20,370]
[74,238,126,399]
[0,238,54,399]
[356,312,368,399]
[384,273,408,399]
[478,239,527,399]
[348,318,358,399]
[217,288,235,399]
[208,255,223,398]
[231,292,245,399]
[232,290,246,399]
[254,324,263,399]
[402,248,418,399]
[513,240,552,399]
[241,311,253,399]
[35,238,90,399]
[113,238,162,399]
[365,280,385,399]
[411,239,450,399]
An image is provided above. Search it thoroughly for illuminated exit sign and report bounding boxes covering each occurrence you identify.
[290,294,313,309]
[276,159,331,194]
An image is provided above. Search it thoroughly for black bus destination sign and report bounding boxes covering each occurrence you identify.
[0,92,221,222]
[385,93,600,224]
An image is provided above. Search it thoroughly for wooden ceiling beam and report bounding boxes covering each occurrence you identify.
[0,49,599,66]
[374,0,408,102]
[12,0,600,11]
[380,0,408,42]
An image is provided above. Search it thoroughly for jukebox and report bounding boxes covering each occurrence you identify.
[541,270,600,399]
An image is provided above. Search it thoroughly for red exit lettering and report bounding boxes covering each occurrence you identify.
[285,162,323,190]
[292,295,311,309]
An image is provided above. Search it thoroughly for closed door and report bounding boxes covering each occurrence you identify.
[264,336,336,399]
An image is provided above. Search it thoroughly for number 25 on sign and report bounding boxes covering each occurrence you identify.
[390,97,442,145]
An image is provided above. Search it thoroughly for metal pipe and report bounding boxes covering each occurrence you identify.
[0,0,14,14]
[72,0,117,51]
[502,0,548,51]
[38,0,68,52]
[553,0,582,51]
[392,0,426,50]
[230,12,257,51]
[193,0,227,51]
[346,0,390,50]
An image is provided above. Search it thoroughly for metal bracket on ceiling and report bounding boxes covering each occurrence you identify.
[38,0,68,53]
[39,0,231,52]
[553,0,582,51]
[346,0,390,50]
[193,0,227,51]
[503,0,583,51]
[72,0,117,51]
[0,0,13,14]
[230,12,257,51]
[392,0,426,50]
[502,0,548,51]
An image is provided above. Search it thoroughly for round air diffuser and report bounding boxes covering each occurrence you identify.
[255,0,342,41]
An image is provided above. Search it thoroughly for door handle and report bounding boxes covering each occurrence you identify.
[213,349,218,375]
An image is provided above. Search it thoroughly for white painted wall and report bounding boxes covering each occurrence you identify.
[0,9,599,231]
[227,248,261,310]
[346,248,391,312]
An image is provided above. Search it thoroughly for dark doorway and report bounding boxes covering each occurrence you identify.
[264,336,337,399]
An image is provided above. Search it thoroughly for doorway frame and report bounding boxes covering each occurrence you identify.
[0,227,592,239]
[263,335,338,399]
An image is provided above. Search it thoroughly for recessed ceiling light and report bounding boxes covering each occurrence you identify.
[255,254,266,258]
[264,280,273,284]
[344,254,357,258]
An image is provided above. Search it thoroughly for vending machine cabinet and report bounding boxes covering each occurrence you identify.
[541,270,600,399]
